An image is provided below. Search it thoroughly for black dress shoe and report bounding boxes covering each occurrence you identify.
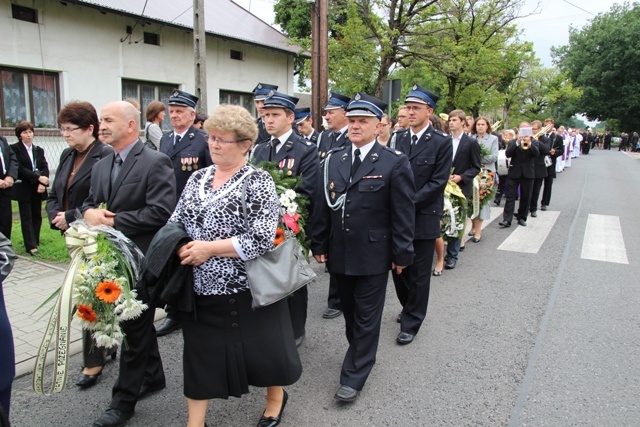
[498,220,511,228]
[396,332,415,345]
[541,205,548,211]
[155,318,182,336]
[257,389,288,427]
[76,368,103,388]
[322,308,342,319]
[334,385,359,403]
[444,258,456,269]
[294,334,305,348]
[472,236,481,243]
[517,218,527,226]
[92,408,134,427]
[29,249,40,256]
[432,269,442,276]
[459,245,465,252]
[530,211,537,217]
[138,381,166,399]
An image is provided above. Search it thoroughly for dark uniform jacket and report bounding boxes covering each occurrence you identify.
[0,137,18,198]
[532,137,550,179]
[395,127,453,240]
[46,141,113,228]
[311,143,415,276]
[81,140,177,254]
[159,125,212,197]
[318,129,349,159]
[451,133,481,199]
[506,140,539,179]
[10,142,49,202]
[545,132,565,178]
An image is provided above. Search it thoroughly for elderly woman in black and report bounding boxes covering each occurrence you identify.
[168,104,301,427]
[46,101,115,388]
[10,121,49,256]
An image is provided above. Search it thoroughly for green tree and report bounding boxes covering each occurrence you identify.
[553,2,640,131]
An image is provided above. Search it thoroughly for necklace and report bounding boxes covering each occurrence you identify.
[70,150,89,177]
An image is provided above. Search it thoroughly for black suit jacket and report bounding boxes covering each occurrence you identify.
[10,141,49,202]
[506,140,539,179]
[311,143,415,275]
[46,140,113,228]
[451,133,481,198]
[81,140,177,254]
[318,129,349,159]
[395,127,453,240]
[545,132,564,178]
[532,137,550,178]
[0,136,18,199]
[159,125,212,197]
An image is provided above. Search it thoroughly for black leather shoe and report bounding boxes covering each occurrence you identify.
[444,258,456,270]
[257,389,288,427]
[493,197,502,206]
[334,385,359,403]
[459,245,465,252]
[155,318,182,336]
[294,334,305,348]
[396,332,415,345]
[432,269,442,276]
[92,408,134,427]
[530,211,537,217]
[541,205,548,211]
[517,218,527,226]
[498,220,511,228]
[76,368,102,388]
[322,308,342,319]
[138,381,166,399]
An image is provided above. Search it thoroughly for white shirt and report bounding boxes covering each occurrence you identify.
[0,146,6,175]
[352,140,376,164]
[451,131,464,160]
[410,124,431,145]
[22,142,35,170]
[271,129,293,154]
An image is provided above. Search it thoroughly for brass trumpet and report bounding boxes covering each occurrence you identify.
[521,139,531,150]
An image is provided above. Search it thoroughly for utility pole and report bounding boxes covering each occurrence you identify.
[194,0,207,113]
[311,0,328,131]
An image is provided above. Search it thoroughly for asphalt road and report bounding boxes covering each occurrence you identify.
[8,149,640,426]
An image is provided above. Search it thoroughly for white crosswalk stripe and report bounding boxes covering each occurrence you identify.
[497,210,560,254]
[581,214,628,264]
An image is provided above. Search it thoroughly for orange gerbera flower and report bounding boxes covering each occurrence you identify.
[274,227,286,246]
[77,304,97,323]
[95,281,122,303]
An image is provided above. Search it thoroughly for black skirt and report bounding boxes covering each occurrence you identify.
[182,290,302,399]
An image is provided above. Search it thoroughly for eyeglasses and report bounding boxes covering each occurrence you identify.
[208,135,246,145]
[59,127,81,134]
[381,122,390,127]
[404,106,427,112]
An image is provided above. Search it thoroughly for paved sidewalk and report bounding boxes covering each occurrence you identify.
[4,255,166,377]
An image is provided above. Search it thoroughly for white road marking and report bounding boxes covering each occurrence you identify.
[581,214,628,264]
[497,211,560,254]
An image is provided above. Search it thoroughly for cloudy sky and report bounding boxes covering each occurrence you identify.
[233,0,620,67]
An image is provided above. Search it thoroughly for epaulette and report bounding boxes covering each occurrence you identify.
[328,145,348,155]
[383,146,402,156]
[433,129,447,137]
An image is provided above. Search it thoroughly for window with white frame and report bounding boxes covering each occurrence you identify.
[1,67,60,128]
[122,79,177,130]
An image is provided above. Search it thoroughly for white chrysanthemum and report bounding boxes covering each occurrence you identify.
[279,195,290,206]
[90,265,105,275]
[77,318,99,330]
[93,331,120,348]
[78,263,89,273]
[284,189,296,200]
[114,277,126,288]
[287,202,298,215]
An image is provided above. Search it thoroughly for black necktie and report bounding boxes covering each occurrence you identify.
[111,154,122,187]
[410,134,418,155]
[269,138,280,161]
[351,148,361,179]
[330,131,340,149]
[174,135,181,147]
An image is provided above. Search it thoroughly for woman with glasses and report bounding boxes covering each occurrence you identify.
[168,104,301,427]
[10,121,49,256]
[376,113,392,146]
[46,101,116,388]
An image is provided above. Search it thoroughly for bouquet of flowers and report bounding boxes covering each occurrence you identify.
[441,180,467,242]
[475,168,496,209]
[256,161,311,256]
[33,221,146,394]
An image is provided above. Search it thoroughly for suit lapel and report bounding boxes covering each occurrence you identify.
[108,141,142,205]
[273,138,295,164]
[409,130,434,160]
[336,149,350,186]
[453,134,468,164]
[349,143,380,188]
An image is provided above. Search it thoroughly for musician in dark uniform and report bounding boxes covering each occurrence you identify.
[253,82,278,144]
[499,122,540,228]
[295,107,319,144]
[528,120,550,218]
[312,93,415,403]
[392,84,452,345]
[540,118,564,210]
[0,136,18,239]
[252,91,320,347]
[156,90,212,337]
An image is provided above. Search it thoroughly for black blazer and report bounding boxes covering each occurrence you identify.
[318,129,349,159]
[506,140,539,179]
[532,137,550,179]
[451,133,481,198]
[81,140,177,254]
[46,140,113,229]
[395,126,453,240]
[10,141,49,202]
[0,137,18,199]
[546,132,565,178]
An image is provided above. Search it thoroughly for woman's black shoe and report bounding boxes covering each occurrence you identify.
[257,389,288,427]
[75,368,102,388]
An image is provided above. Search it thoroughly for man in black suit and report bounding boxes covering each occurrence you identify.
[317,92,351,160]
[253,82,278,143]
[252,91,320,347]
[0,137,18,239]
[295,107,319,144]
[156,90,212,336]
[528,120,550,218]
[84,101,176,427]
[392,84,452,345]
[540,118,565,211]
[604,130,612,150]
[499,122,540,228]
[312,92,415,403]
[444,109,481,269]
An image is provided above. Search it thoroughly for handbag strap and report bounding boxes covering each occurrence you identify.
[240,165,259,229]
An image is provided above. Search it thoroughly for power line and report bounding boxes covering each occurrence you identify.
[560,0,596,16]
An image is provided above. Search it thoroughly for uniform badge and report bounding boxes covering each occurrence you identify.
[287,159,295,170]
[287,170,293,176]
[412,84,418,90]
[371,152,379,163]
[268,89,276,97]
[187,157,193,171]
[354,93,361,100]
[257,83,263,89]
[193,157,199,170]
[181,158,187,171]
[279,159,286,169]
[341,153,348,162]
[188,132,195,139]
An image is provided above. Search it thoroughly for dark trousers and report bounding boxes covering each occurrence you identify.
[503,177,532,223]
[529,177,545,212]
[82,329,116,368]
[287,285,307,339]
[327,270,342,310]
[334,272,388,390]
[18,194,42,251]
[0,193,11,240]
[0,281,14,417]
[392,239,435,336]
[541,173,554,207]
[110,305,164,412]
